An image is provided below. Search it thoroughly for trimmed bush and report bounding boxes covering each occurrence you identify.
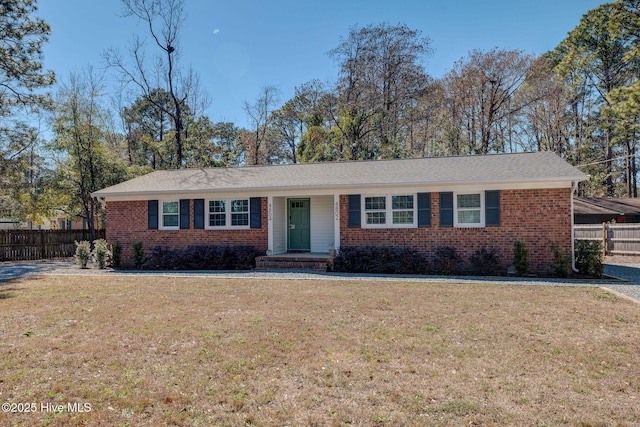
[513,241,530,276]
[132,241,148,270]
[110,241,122,269]
[549,241,569,278]
[432,246,463,275]
[147,245,260,270]
[575,240,604,278]
[333,246,428,274]
[470,247,500,276]
[92,239,109,269]
[75,240,91,269]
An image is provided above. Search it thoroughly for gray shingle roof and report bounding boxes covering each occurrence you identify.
[93,151,588,198]
[574,197,640,215]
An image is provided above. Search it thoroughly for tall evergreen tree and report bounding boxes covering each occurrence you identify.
[0,0,55,219]
[552,2,640,196]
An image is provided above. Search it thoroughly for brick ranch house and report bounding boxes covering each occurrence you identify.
[92,151,588,274]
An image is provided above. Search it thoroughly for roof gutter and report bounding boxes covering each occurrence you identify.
[571,180,579,273]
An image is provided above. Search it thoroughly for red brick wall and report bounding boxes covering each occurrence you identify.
[105,198,268,267]
[106,189,572,274]
[339,189,573,275]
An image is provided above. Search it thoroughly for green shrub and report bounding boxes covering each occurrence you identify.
[92,239,109,269]
[513,241,530,276]
[575,240,604,278]
[470,247,500,276]
[110,241,122,269]
[549,242,569,278]
[432,246,463,275]
[74,240,91,268]
[132,241,148,269]
[333,246,428,274]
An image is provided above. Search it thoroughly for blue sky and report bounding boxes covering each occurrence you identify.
[38,0,604,130]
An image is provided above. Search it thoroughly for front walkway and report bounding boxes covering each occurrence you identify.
[2,259,640,302]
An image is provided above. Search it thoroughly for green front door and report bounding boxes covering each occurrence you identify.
[288,199,311,251]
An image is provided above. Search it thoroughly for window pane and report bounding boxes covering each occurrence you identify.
[209,200,226,213]
[366,211,386,225]
[393,210,414,224]
[392,195,414,210]
[365,196,386,210]
[231,213,249,226]
[291,201,308,208]
[231,200,248,213]
[457,194,480,208]
[209,213,226,227]
[163,214,179,227]
[458,209,481,224]
[163,201,179,214]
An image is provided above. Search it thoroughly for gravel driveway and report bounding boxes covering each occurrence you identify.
[1,259,639,303]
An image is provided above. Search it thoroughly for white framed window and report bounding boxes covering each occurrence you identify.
[206,199,250,229]
[364,196,386,225]
[230,199,249,226]
[392,195,414,225]
[454,192,484,228]
[208,200,226,227]
[362,194,416,228]
[160,200,180,230]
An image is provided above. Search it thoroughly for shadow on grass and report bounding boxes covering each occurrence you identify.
[0,261,66,282]
[0,287,22,299]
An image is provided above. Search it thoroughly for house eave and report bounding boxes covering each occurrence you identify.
[93,176,585,202]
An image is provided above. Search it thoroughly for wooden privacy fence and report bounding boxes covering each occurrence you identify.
[574,223,640,256]
[0,229,105,261]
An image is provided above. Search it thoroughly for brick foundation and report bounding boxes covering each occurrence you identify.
[339,189,573,275]
[106,199,268,267]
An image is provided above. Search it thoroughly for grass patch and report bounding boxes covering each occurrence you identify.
[0,276,639,426]
[431,399,480,416]
[590,289,619,302]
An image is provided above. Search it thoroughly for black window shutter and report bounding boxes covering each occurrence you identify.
[348,194,361,228]
[439,192,454,228]
[485,190,500,226]
[417,193,431,227]
[180,199,190,229]
[250,197,261,229]
[148,200,158,229]
[193,199,204,229]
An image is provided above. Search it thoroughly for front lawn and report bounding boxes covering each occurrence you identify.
[1,275,639,426]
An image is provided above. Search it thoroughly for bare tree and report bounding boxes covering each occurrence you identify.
[441,48,539,154]
[105,0,198,168]
[329,23,432,159]
[243,85,280,165]
[50,68,128,242]
[519,56,573,155]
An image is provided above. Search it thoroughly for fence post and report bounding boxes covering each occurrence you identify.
[40,230,46,259]
[602,222,607,257]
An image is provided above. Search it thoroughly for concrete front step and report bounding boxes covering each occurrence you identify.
[255,255,334,272]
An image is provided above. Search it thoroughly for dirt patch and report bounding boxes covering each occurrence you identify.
[1,275,639,426]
